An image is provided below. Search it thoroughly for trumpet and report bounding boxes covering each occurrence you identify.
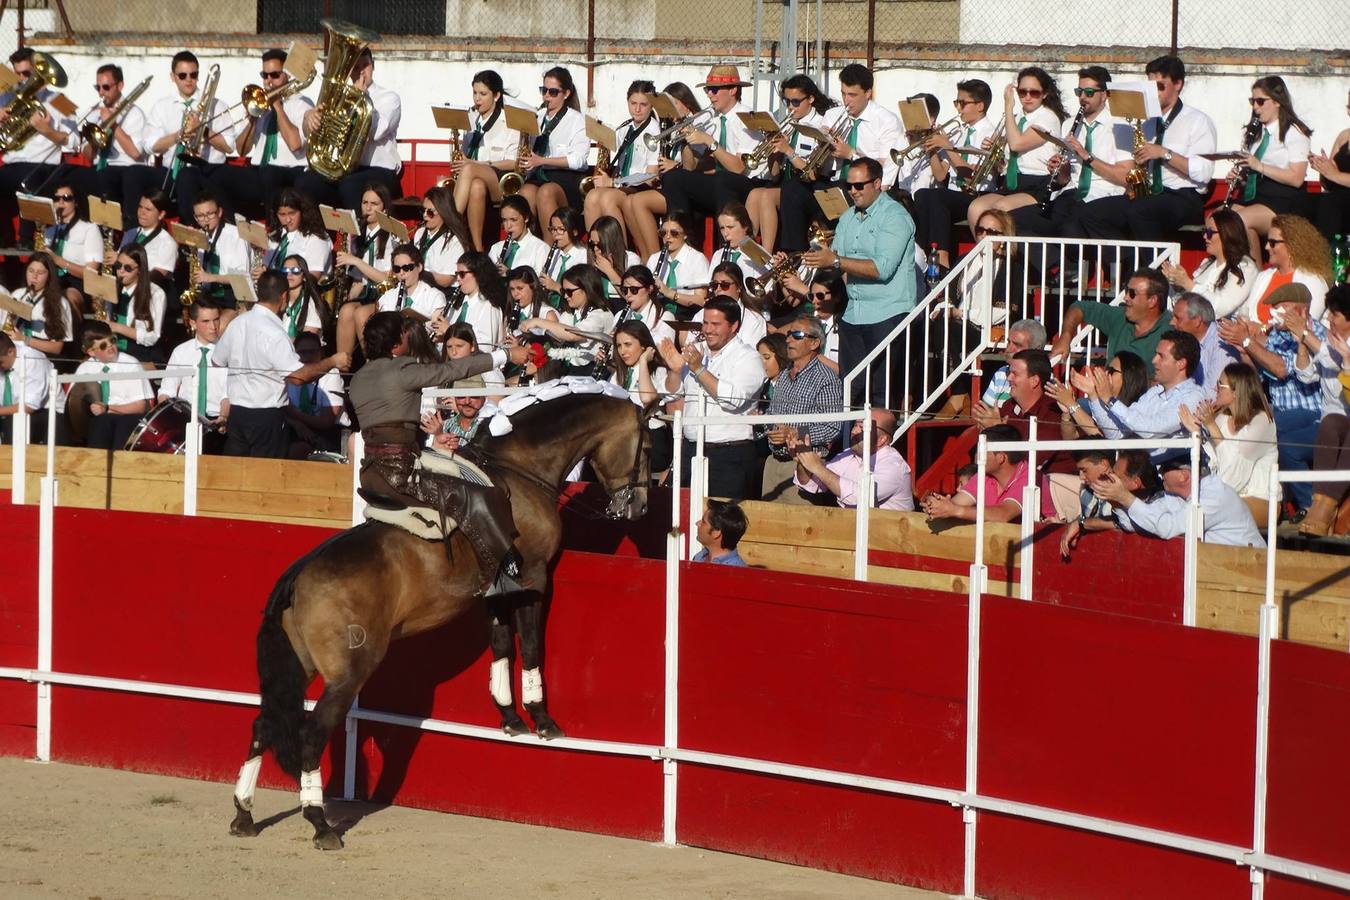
[801,115,852,182]
[890,116,961,166]
[740,109,794,173]
[80,76,153,153]
[643,108,715,153]
[745,253,801,301]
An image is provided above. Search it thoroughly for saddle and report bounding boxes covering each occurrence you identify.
[359,448,497,541]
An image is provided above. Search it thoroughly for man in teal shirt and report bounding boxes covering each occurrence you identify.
[803,156,915,406]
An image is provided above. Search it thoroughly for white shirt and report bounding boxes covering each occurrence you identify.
[1125,474,1265,547]
[549,307,615,366]
[817,314,840,364]
[1007,105,1062,177]
[360,81,402,172]
[693,102,764,173]
[449,292,505,350]
[161,337,229,417]
[535,105,589,170]
[76,352,154,406]
[612,364,670,428]
[1058,112,1132,202]
[269,229,331,275]
[1242,267,1329,322]
[212,304,303,408]
[489,231,551,275]
[1144,100,1217,193]
[2,343,52,411]
[942,117,998,194]
[468,104,521,163]
[1190,256,1260,319]
[895,150,936,195]
[612,115,662,176]
[3,89,76,164]
[354,225,397,280]
[120,226,179,275]
[114,282,167,346]
[45,219,102,271]
[148,89,236,166]
[783,108,827,173]
[1203,413,1277,503]
[287,369,345,425]
[615,299,676,346]
[22,291,74,343]
[709,245,769,285]
[279,291,326,337]
[694,300,767,350]
[200,222,251,277]
[822,100,903,188]
[379,280,446,322]
[647,243,710,291]
[75,98,148,165]
[1294,339,1350,418]
[674,336,766,443]
[247,91,313,167]
[543,243,585,283]
[413,226,466,279]
[1252,122,1311,171]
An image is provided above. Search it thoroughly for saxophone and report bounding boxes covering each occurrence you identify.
[92,227,115,323]
[963,118,1006,195]
[1124,118,1150,201]
[0,51,67,154]
[180,247,200,315]
[580,142,611,197]
[436,129,464,189]
[499,131,529,196]
[306,18,381,181]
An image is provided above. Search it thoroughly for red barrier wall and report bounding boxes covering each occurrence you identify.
[1,505,1348,897]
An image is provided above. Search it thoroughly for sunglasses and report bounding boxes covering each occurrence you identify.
[1072,87,1104,98]
[711,279,736,289]
[785,330,817,341]
[176,70,199,81]
[95,83,117,93]
[1266,238,1285,246]
[53,193,75,202]
[781,95,810,107]
[392,263,418,273]
[809,291,830,301]
[1202,227,1218,239]
[974,226,1003,236]
[1017,88,1044,98]
[845,180,873,192]
[421,208,437,217]
[588,241,603,249]
[261,70,285,80]
[115,262,138,271]
[620,285,647,295]
[1125,287,1145,298]
[454,269,472,277]
[539,86,564,97]
[280,265,305,275]
[661,228,685,237]
[1216,382,1233,390]
[952,99,975,108]
[561,285,585,296]
[1249,97,1270,107]
[705,86,729,94]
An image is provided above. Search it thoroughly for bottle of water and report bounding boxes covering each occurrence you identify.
[1335,235,1348,285]
[924,242,941,291]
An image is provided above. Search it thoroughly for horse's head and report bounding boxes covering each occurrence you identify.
[591,400,653,521]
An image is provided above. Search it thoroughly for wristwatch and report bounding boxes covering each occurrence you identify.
[1242,336,1252,349]
[1162,150,1174,163]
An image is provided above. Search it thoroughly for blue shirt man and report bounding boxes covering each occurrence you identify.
[694,499,750,567]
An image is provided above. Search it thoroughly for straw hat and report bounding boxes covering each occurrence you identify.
[698,64,751,89]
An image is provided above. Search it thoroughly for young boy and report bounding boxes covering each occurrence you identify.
[1058,447,1116,559]
[76,321,152,450]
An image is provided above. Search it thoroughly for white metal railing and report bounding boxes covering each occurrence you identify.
[841,236,1180,437]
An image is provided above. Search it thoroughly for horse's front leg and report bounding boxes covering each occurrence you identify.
[515,593,564,740]
[489,601,529,736]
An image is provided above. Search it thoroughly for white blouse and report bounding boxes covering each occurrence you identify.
[615,299,677,347]
[414,226,467,278]
[1190,256,1261,319]
[710,245,770,283]
[489,231,551,274]
[44,219,102,271]
[23,291,75,343]
[120,226,179,275]
[1204,413,1277,503]
[449,291,505,350]
[549,307,615,365]
[379,280,447,322]
[1252,122,1311,170]
[468,104,523,163]
[611,115,662,176]
[535,105,590,171]
[1008,105,1063,177]
[646,243,711,289]
[115,283,168,346]
[270,230,331,275]
[279,291,327,336]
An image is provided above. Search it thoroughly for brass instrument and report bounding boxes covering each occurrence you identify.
[436,129,464,189]
[180,247,200,314]
[963,118,1007,196]
[317,232,346,309]
[801,115,852,182]
[745,253,801,300]
[307,18,381,181]
[890,116,961,166]
[178,64,220,167]
[238,68,316,121]
[580,141,611,197]
[643,108,715,153]
[1222,112,1265,209]
[740,109,794,173]
[1124,118,1150,201]
[33,228,47,254]
[81,76,153,153]
[0,51,68,154]
[499,130,529,196]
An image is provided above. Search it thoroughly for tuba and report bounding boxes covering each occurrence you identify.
[306,18,381,181]
[0,51,68,154]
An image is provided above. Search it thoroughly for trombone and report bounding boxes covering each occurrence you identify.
[79,76,153,152]
[890,116,962,165]
[643,108,715,153]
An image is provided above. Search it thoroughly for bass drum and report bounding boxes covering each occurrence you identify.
[125,399,192,454]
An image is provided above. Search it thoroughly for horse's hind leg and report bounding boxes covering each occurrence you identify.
[298,680,359,851]
[515,596,564,741]
[489,603,529,736]
[229,719,267,837]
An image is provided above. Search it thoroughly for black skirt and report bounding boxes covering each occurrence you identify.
[529,168,588,211]
[1250,178,1310,217]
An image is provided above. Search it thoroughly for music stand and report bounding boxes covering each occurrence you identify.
[82,269,117,314]
[0,291,35,323]
[375,211,409,243]
[223,274,258,308]
[586,117,617,153]
[432,106,471,133]
[504,105,541,137]
[284,40,317,82]
[814,187,850,221]
[1108,85,1158,122]
[651,93,678,120]
[88,196,122,232]
[169,222,209,251]
[16,194,56,236]
[898,98,933,132]
[234,218,270,252]
[320,205,359,236]
[738,111,779,135]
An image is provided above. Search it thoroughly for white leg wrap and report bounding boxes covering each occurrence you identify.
[233,756,262,811]
[490,657,513,707]
[521,667,544,706]
[299,769,324,808]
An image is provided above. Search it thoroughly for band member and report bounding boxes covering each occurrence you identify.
[892,93,943,199]
[964,67,1066,231]
[76,321,152,450]
[915,79,996,271]
[1065,55,1216,246]
[659,65,768,240]
[1310,88,1350,244]
[647,209,711,316]
[212,48,315,219]
[334,184,397,355]
[778,63,902,252]
[295,47,402,211]
[44,180,103,310]
[450,69,523,251]
[1013,66,1132,240]
[189,190,251,309]
[539,206,588,300]
[488,195,551,276]
[582,80,662,230]
[692,261,768,349]
[379,244,445,322]
[73,64,150,231]
[413,185,473,290]
[745,74,833,251]
[519,66,589,233]
[621,81,702,259]
[264,189,331,279]
[506,266,559,334]
[143,51,236,221]
[0,48,77,247]
[1229,76,1313,259]
[113,189,178,285]
[0,331,53,445]
[160,299,230,452]
[519,263,614,376]
[709,202,769,285]
[614,264,677,346]
[445,251,510,352]
[587,215,640,307]
[10,253,78,368]
[107,244,167,364]
[278,253,334,340]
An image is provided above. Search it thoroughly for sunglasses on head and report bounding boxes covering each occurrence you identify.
[1073,87,1104,98]
[281,265,305,275]
[711,279,736,289]
[539,86,563,97]
[392,262,418,273]
[1017,87,1043,98]
[261,70,285,80]
[176,70,199,80]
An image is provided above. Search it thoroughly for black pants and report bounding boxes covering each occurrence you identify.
[1011,191,1083,238]
[67,165,144,230]
[915,187,976,259]
[224,405,289,459]
[209,164,303,222]
[661,170,759,247]
[0,162,55,245]
[1314,190,1350,246]
[293,166,402,212]
[0,411,48,445]
[838,312,907,409]
[778,174,840,252]
[679,439,760,501]
[87,412,143,450]
[1063,187,1204,244]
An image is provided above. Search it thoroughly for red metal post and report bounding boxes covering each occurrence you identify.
[866,0,876,70]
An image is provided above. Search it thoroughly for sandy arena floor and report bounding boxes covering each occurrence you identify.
[0,758,949,899]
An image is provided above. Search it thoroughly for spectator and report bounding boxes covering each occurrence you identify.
[0,331,52,444]
[920,423,1028,523]
[1078,330,1205,459]
[660,296,767,501]
[1057,447,1117,560]
[1218,281,1322,515]
[1049,267,1172,377]
[693,499,750,566]
[285,332,346,459]
[1103,449,1167,536]
[160,300,230,455]
[421,374,488,453]
[610,320,673,478]
[75,321,152,450]
[1159,207,1259,319]
[1179,362,1277,525]
[790,407,914,511]
[1293,285,1350,535]
[1050,350,1148,439]
[1091,455,1265,547]
[1240,214,1332,323]
[755,333,789,407]
[1169,292,1238,399]
[760,316,844,504]
[981,319,1047,407]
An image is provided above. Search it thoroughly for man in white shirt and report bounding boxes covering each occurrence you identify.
[160,299,230,454]
[212,270,349,458]
[1092,456,1265,547]
[0,332,53,444]
[914,78,996,272]
[70,63,150,231]
[189,190,252,310]
[779,63,902,253]
[659,295,767,500]
[790,407,915,511]
[295,47,402,212]
[0,47,78,247]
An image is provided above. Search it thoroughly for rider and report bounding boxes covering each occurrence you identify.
[349,311,532,597]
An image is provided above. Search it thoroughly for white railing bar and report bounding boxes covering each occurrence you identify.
[854,403,872,582]
[679,409,867,427]
[422,386,533,399]
[1244,854,1350,892]
[1275,470,1350,483]
[10,347,28,504]
[347,706,662,759]
[986,437,1194,453]
[55,366,195,385]
[964,431,989,897]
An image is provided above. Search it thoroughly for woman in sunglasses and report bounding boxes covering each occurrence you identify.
[612,319,674,478]
[582,81,663,233]
[539,207,587,301]
[963,66,1066,232]
[690,261,767,350]
[587,215,640,308]
[744,74,835,253]
[451,69,526,252]
[279,253,334,343]
[440,251,510,353]
[489,196,551,277]
[1229,76,1314,260]
[334,183,398,357]
[43,180,103,313]
[646,209,710,317]
[1159,207,1259,319]
[113,189,178,286]
[264,189,331,280]
[1241,214,1331,322]
[519,263,614,375]
[10,253,78,371]
[379,245,447,327]
[519,66,590,235]
[614,265,676,346]
[412,185,474,291]
[621,81,703,260]
[107,244,167,365]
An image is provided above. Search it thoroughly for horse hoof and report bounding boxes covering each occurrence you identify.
[230,812,259,838]
[313,831,344,851]
[534,719,565,741]
[501,710,530,736]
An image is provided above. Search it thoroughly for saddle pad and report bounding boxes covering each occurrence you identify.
[418,449,494,487]
[364,505,457,541]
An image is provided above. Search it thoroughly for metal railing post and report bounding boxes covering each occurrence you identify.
[10,347,27,504]
[1184,432,1202,626]
[1019,416,1039,602]
[854,404,872,581]
[964,433,990,897]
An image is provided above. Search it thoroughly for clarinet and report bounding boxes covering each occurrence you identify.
[395,282,408,311]
[442,285,464,319]
[1039,107,1085,216]
[1223,112,1265,209]
[542,242,559,281]
[497,236,511,268]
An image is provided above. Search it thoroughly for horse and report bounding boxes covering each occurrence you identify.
[228,391,650,849]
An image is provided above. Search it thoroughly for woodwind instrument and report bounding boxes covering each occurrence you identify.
[1124,118,1150,201]
[580,141,611,197]
[1039,107,1085,215]
[437,130,463,189]
[179,247,200,326]
[1222,112,1265,209]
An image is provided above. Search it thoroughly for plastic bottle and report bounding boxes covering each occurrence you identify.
[925,242,941,291]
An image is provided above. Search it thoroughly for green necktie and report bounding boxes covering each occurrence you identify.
[1005,115,1027,190]
[730,250,741,263]
[261,113,280,165]
[505,240,518,266]
[1151,114,1170,195]
[1076,122,1096,200]
[619,134,634,176]
[1243,129,1270,203]
[456,299,469,323]
[785,129,800,181]
[955,125,974,190]
[197,345,209,414]
[272,235,289,271]
[419,229,433,254]
[96,144,111,172]
[169,97,195,179]
[2,371,12,407]
[99,364,111,403]
[286,298,302,338]
[715,115,727,173]
[113,290,132,351]
[663,259,679,313]
[840,117,860,180]
[299,384,315,414]
[134,229,149,244]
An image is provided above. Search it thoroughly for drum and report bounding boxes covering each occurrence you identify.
[125,399,191,454]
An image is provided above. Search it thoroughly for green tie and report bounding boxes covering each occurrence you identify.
[663,259,679,313]
[299,384,315,414]
[197,345,209,414]
[96,143,111,172]
[2,371,12,407]
[456,299,469,323]
[113,291,132,351]
[715,115,727,173]
[1076,122,1096,200]
[261,113,280,165]
[785,129,800,181]
[954,125,975,190]
[169,97,195,180]
[619,135,634,176]
[286,297,303,338]
[99,364,111,404]
[272,235,289,271]
[1243,129,1270,203]
[419,229,434,254]
[134,229,149,245]
[505,240,518,266]
[839,117,860,180]
[1005,115,1027,190]
[730,250,741,263]
[1151,115,1170,195]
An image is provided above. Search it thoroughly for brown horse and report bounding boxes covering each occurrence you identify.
[228,391,650,849]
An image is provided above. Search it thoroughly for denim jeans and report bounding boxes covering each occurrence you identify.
[1274,407,1321,510]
